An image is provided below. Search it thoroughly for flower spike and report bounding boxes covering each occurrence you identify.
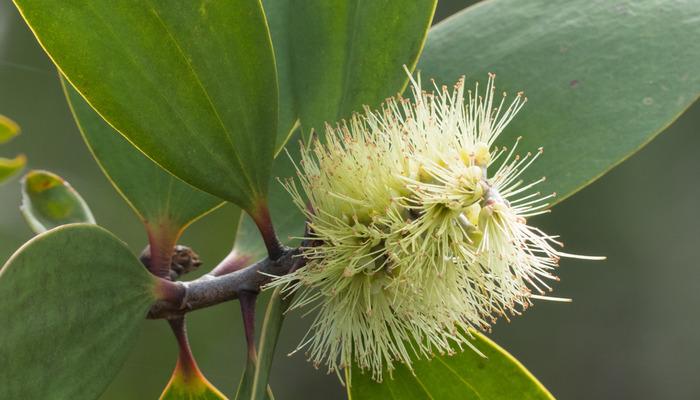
[268,70,600,381]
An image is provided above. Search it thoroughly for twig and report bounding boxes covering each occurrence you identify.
[147,246,299,320]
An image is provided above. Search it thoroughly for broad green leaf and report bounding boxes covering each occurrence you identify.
[350,332,554,400]
[0,224,159,400]
[418,0,700,205]
[0,114,20,144]
[62,77,224,276]
[263,0,437,144]
[20,170,95,233]
[62,78,223,232]
[14,0,278,212]
[0,154,26,184]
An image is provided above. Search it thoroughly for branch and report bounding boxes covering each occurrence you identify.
[148,246,300,320]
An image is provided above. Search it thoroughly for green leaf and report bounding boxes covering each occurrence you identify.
[264,0,437,143]
[20,170,95,233]
[260,0,299,150]
[0,154,26,184]
[0,114,20,144]
[62,76,224,276]
[349,331,554,400]
[419,0,700,205]
[13,0,278,212]
[62,78,223,233]
[0,224,159,400]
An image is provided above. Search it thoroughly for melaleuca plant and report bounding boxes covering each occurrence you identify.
[1,1,699,400]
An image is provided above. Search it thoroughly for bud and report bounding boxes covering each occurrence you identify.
[269,71,599,381]
[139,244,202,281]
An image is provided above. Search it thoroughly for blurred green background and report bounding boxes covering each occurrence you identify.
[2,1,699,399]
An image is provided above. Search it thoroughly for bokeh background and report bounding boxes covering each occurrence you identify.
[2,1,699,399]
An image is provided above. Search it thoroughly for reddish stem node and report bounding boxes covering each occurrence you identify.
[145,220,181,279]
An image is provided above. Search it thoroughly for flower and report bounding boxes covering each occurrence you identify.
[269,70,599,382]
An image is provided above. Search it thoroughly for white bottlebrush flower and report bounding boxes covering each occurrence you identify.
[269,70,600,382]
